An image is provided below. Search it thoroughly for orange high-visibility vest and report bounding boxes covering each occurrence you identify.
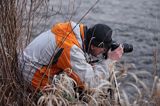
[31,22,86,89]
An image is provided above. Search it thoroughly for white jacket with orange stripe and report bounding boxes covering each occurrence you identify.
[18,21,111,89]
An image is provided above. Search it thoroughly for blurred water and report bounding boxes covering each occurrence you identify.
[33,0,160,76]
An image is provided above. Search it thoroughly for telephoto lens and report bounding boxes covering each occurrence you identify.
[122,43,133,53]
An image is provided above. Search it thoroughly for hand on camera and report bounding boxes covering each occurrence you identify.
[107,44,124,61]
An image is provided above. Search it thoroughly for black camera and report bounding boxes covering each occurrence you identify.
[103,41,133,59]
[111,42,133,53]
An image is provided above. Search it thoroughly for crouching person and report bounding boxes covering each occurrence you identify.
[18,21,123,91]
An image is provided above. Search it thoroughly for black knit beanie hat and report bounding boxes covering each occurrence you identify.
[86,24,113,50]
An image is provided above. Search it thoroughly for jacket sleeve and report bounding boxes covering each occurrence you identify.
[70,45,110,88]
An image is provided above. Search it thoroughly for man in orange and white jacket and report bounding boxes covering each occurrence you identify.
[18,21,123,90]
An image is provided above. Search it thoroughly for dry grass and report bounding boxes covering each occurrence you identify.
[0,0,159,106]
[37,72,113,106]
[36,61,160,106]
[0,0,58,105]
